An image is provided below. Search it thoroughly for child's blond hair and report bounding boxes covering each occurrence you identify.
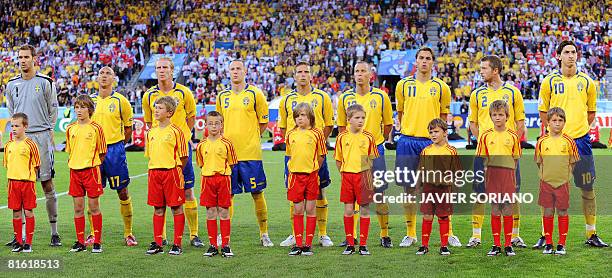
[155,96,178,116]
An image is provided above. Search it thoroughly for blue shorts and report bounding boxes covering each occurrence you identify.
[101,142,130,190]
[231,160,267,194]
[284,155,331,189]
[472,157,521,193]
[372,144,387,193]
[395,135,432,187]
[183,143,195,190]
[573,134,596,190]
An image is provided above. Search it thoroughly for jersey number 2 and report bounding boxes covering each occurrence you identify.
[481,96,488,108]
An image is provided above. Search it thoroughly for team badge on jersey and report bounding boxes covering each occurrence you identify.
[243,97,250,106]
[429,87,437,96]
[109,103,116,112]
[311,99,318,108]
[577,82,584,92]
[503,94,509,103]
[35,85,41,93]
[370,99,377,109]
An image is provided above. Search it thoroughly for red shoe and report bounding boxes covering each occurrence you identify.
[85,235,95,246]
[125,235,138,246]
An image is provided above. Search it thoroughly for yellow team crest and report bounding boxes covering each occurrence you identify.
[243,97,250,106]
[108,103,116,112]
[35,85,41,93]
[502,94,510,103]
[561,144,568,153]
[370,99,377,109]
[429,87,437,96]
[577,82,584,92]
[311,99,318,108]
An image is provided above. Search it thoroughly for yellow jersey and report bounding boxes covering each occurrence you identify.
[3,138,40,182]
[145,124,188,169]
[476,128,521,169]
[92,92,134,144]
[215,84,269,161]
[334,130,379,173]
[66,121,107,170]
[538,70,597,138]
[535,134,580,187]
[395,77,451,137]
[468,82,525,134]
[419,143,461,186]
[195,137,237,176]
[337,87,393,145]
[142,82,196,143]
[286,128,327,173]
[278,88,333,131]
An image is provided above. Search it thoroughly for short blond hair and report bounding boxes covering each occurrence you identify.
[346,104,366,119]
[489,100,509,117]
[155,96,177,115]
[156,56,175,70]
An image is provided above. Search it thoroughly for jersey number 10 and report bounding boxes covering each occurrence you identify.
[553,83,565,95]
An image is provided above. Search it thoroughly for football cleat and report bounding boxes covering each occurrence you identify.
[221,246,234,257]
[542,244,554,254]
[288,246,302,256]
[203,245,219,257]
[22,244,32,253]
[532,236,546,249]
[190,236,205,248]
[439,246,451,256]
[416,246,429,255]
[6,236,17,247]
[504,246,516,256]
[50,234,62,247]
[487,246,501,256]
[91,243,103,253]
[380,237,393,248]
[399,236,417,247]
[168,244,182,255]
[358,245,371,256]
[11,243,23,253]
[319,235,333,247]
[338,238,358,247]
[301,246,314,256]
[585,234,609,247]
[69,242,86,253]
[85,235,95,246]
[260,233,274,247]
[555,244,566,255]
[146,242,164,255]
[342,245,355,255]
[448,235,462,247]
[161,239,168,246]
[511,236,527,248]
[125,235,138,246]
[280,235,295,247]
[466,237,481,248]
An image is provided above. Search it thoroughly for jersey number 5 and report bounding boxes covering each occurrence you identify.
[224,97,230,108]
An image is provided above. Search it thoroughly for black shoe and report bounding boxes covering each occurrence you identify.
[555,244,566,255]
[416,246,429,255]
[168,244,182,255]
[203,245,219,257]
[22,244,32,253]
[342,245,355,255]
[162,239,168,246]
[6,236,17,247]
[380,237,393,248]
[288,246,302,256]
[69,242,86,252]
[487,246,501,256]
[50,234,62,247]
[504,246,516,256]
[532,236,545,249]
[92,243,103,253]
[339,238,358,247]
[358,245,371,255]
[190,236,204,248]
[439,246,451,256]
[11,243,23,253]
[146,242,164,255]
[221,246,234,257]
[301,246,313,256]
[543,244,554,254]
[585,234,609,248]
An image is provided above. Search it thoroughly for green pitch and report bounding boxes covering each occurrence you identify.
[0,130,610,277]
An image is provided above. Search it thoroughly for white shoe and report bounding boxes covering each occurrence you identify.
[319,235,334,247]
[280,235,296,247]
[448,235,462,247]
[217,234,222,247]
[466,237,481,248]
[260,233,274,247]
[399,236,417,247]
[511,236,527,248]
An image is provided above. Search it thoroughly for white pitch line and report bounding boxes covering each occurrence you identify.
[0,173,149,210]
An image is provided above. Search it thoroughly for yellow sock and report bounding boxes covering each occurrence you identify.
[289,202,295,235]
[162,215,167,241]
[87,210,95,237]
[252,192,268,236]
[120,197,134,238]
[376,203,390,238]
[471,203,485,239]
[540,207,545,236]
[229,198,234,220]
[403,202,417,238]
[512,203,520,238]
[184,199,199,239]
[448,215,454,237]
[582,189,597,237]
[353,203,360,239]
[316,198,329,236]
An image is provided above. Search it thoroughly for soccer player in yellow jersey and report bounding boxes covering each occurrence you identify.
[337,61,393,248]
[467,55,526,248]
[66,95,107,253]
[215,60,273,246]
[537,40,607,248]
[89,67,137,246]
[394,47,454,247]
[4,113,40,253]
[278,61,334,248]
[142,57,202,247]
